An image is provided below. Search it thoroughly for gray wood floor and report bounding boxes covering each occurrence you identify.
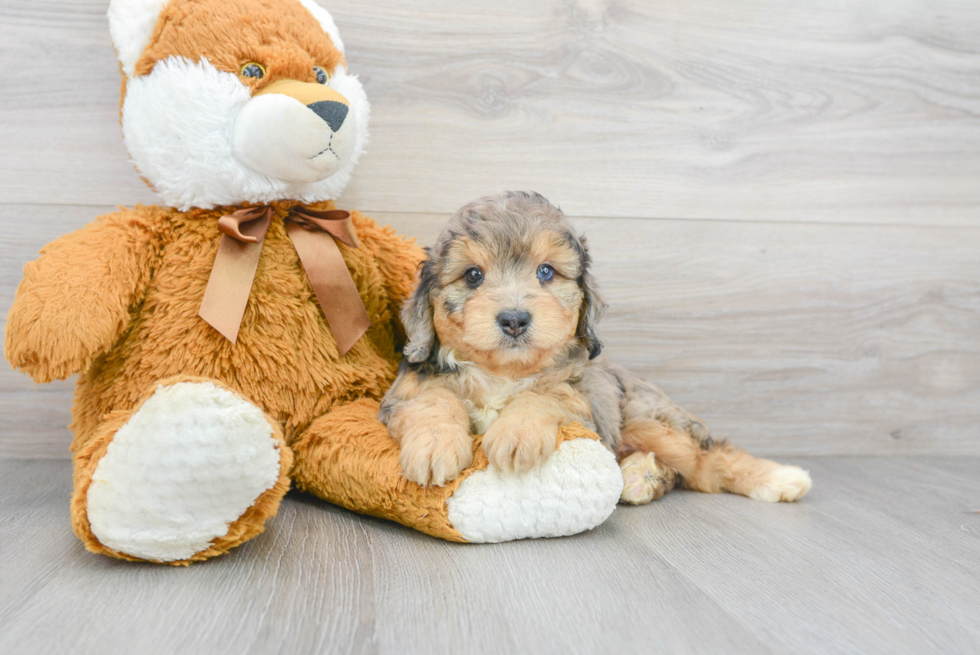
[1,456,978,655]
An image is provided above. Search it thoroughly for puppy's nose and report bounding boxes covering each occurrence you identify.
[308,100,348,132]
[497,310,532,338]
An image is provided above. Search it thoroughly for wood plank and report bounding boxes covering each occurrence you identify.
[2,0,980,224]
[800,457,980,573]
[619,456,980,653]
[3,204,978,457]
[358,507,771,654]
[1,457,978,654]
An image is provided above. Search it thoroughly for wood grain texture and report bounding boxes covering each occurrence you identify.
[3,205,978,458]
[1,0,980,223]
[1,457,978,654]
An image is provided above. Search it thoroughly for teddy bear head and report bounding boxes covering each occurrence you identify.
[109,0,369,210]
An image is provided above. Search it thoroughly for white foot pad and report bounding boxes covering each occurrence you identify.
[749,465,812,502]
[447,438,623,543]
[86,382,282,562]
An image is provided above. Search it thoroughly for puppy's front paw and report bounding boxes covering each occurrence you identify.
[749,465,812,502]
[483,414,558,473]
[399,425,474,487]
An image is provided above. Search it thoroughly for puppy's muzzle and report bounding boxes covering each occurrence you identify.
[232,79,357,184]
[497,310,532,338]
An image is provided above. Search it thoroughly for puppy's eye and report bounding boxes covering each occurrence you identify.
[537,264,555,282]
[314,66,330,85]
[240,62,266,79]
[464,266,484,288]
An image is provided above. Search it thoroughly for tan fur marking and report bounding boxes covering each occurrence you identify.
[483,393,565,472]
[388,388,473,486]
[528,230,581,280]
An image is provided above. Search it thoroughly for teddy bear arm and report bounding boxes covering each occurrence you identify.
[290,397,471,541]
[350,212,426,344]
[5,209,164,383]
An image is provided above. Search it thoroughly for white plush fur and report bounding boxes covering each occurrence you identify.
[749,466,813,503]
[121,57,369,210]
[232,91,358,183]
[107,0,170,78]
[447,438,624,543]
[86,382,282,562]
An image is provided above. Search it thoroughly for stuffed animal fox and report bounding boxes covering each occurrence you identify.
[4,0,623,564]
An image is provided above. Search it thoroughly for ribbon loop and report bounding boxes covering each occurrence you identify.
[289,207,361,249]
[216,206,273,242]
[198,205,370,355]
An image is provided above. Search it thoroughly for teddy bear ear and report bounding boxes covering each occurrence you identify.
[107,0,170,78]
[293,0,346,54]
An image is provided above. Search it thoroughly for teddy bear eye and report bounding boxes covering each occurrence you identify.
[464,266,484,288]
[313,66,330,85]
[240,62,265,79]
[537,264,555,282]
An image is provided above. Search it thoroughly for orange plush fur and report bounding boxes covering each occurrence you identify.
[135,0,346,82]
[6,200,431,562]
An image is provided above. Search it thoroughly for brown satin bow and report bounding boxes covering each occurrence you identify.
[198,205,370,355]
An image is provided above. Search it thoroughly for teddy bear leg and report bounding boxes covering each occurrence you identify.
[71,377,292,564]
[290,398,623,543]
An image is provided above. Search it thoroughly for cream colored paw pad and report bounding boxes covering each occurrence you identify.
[446,438,623,543]
[749,465,813,503]
[86,382,281,562]
[620,453,659,505]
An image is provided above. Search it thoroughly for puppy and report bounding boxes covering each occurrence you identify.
[379,191,811,504]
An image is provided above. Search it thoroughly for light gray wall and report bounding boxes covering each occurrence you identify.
[2,0,978,457]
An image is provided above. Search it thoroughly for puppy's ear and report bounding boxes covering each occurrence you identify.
[401,256,438,364]
[576,238,607,359]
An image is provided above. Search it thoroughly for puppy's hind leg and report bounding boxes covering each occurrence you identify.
[618,451,677,505]
[620,419,811,502]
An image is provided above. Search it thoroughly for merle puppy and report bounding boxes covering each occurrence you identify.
[379,191,811,505]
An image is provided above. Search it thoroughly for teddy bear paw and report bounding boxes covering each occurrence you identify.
[446,436,623,543]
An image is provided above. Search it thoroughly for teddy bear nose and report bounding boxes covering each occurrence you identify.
[307,100,348,132]
[497,310,532,338]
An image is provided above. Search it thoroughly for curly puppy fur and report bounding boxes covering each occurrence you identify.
[380,191,811,503]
